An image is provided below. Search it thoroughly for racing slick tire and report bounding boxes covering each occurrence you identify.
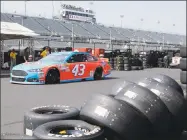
[181,131,187,140]
[180,58,187,71]
[80,94,152,140]
[94,67,103,80]
[33,120,104,140]
[114,84,173,140]
[124,66,131,71]
[180,71,187,84]
[1,134,35,139]
[180,47,187,58]
[109,80,134,97]
[123,57,130,64]
[138,66,143,70]
[45,69,60,84]
[151,74,184,95]
[136,77,187,136]
[24,105,80,136]
[131,66,139,70]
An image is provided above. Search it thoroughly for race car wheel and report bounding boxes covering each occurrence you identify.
[151,74,184,96]
[80,94,152,140]
[136,77,187,136]
[114,83,173,140]
[33,120,104,140]
[46,69,60,84]
[1,134,35,139]
[24,105,79,136]
[94,67,103,80]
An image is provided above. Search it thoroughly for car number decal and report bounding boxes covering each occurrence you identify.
[72,64,86,76]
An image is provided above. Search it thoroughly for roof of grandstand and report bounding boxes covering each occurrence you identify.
[1,12,186,46]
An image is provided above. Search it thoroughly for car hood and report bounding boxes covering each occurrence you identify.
[13,61,60,71]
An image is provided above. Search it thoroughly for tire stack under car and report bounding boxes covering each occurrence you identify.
[2,74,186,140]
[180,46,187,84]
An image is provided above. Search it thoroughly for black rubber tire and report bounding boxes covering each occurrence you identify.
[116,64,124,67]
[180,71,187,84]
[181,131,187,140]
[124,66,131,71]
[131,66,139,70]
[116,66,124,71]
[151,74,184,95]
[109,80,134,97]
[124,64,130,67]
[80,94,152,140]
[45,69,60,84]
[24,105,80,136]
[1,134,35,139]
[138,66,143,70]
[33,120,104,140]
[180,47,187,58]
[94,67,103,80]
[180,58,187,71]
[123,58,129,64]
[136,77,187,136]
[114,83,173,140]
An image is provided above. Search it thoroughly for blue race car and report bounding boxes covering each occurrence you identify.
[10,51,111,84]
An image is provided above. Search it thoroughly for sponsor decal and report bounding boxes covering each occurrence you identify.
[58,64,70,72]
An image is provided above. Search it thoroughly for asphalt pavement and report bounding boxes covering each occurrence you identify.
[0,68,182,135]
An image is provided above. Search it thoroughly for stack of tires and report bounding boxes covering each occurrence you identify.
[109,57,115,70]
[115,55,124,71]
[158,57,164,68]
[131,56,143,70]
[141,55,148,68]
[19,74,187,140]
[124,57,131,71]
[126,49,132,57]
[180,46,187,85]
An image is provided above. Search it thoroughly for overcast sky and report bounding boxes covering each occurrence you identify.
[1,1,186,35]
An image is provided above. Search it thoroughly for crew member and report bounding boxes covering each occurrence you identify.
[23,47,29,62]
[40,47,50,58]
[10,49,17,70]
[163,54,169,68]
[28,55,33,62]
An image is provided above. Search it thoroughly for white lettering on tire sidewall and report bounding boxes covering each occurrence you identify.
[26,128,33,136]
[47,126,101,138]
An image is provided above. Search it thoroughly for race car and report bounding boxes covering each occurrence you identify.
[10,52,111,84]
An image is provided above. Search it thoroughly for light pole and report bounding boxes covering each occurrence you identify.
[52,0,54,18]
[71,23,74,49]
[24,1,28,16]
[109,27,113,57]
[157,20,165,49]
[12,15,24,48]
[120,15,124,28]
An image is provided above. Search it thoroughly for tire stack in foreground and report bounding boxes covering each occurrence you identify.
[13,74,187,140]
[180,46,187,85]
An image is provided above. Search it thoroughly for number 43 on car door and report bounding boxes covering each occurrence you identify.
[72,64,86,76]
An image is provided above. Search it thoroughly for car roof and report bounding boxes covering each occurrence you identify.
[50,51,90,56]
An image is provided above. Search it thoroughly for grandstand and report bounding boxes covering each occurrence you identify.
[1,12,186,51]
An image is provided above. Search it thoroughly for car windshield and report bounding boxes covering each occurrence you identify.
[38,54,69,63]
